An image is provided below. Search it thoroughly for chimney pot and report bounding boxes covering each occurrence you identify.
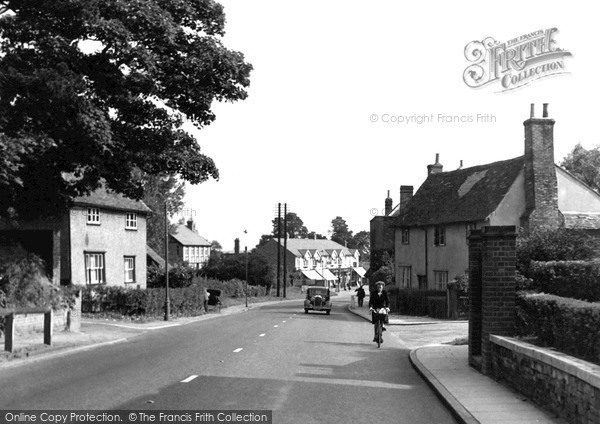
[530,103,535,118]
[458,160,463,169]
[435,153,440,164]
[543,103,549,118]
[427,153,443,175]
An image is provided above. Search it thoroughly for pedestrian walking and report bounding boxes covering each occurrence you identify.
[203,287,210,313]
[355,284,366,307]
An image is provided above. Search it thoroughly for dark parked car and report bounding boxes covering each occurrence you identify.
[304,286,332,315]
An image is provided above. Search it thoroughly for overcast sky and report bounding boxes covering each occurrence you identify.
[179,0,599,251]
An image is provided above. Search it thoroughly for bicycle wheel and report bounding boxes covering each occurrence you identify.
[377,320,382,348]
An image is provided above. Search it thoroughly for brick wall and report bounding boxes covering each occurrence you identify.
[491,335,600,424]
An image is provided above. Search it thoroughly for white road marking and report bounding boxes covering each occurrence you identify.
[282,320,286,323]
[180,375,198,383]
[273,325,278,328]
[233,348,243,353]
[259,334,266,337]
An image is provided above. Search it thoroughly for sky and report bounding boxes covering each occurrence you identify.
[178,0,600,252]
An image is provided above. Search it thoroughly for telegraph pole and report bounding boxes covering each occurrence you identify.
[276,203,281,297]
[283,203,287,298]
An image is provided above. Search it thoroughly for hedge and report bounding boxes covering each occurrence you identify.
[82,278,266,317]
[386,287,447,316]
[527,260,600,302]
[516,291,600,365]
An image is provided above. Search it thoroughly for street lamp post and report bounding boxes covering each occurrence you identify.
[164,202,170,321]
[245,245,248,308]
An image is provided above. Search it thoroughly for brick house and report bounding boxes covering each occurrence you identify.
[0,187,151,288]
[391,104,600,290]
[255,238,364,286]
[168,219,211,269]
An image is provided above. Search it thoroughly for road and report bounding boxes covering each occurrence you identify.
[0,298,457,424]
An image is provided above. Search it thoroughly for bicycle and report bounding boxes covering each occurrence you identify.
[371,307,388,348]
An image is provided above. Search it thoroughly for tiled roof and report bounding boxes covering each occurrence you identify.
[398,156,524,226]
[170,225,211,246]
[73,187,151,214]
[146,245,165,268]
[275,238,351,257]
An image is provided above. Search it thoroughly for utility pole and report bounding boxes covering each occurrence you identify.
[164,202,170,321]
[276,203,281,297]
[283,203,287,298]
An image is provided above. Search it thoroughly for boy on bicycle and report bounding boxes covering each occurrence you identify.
[369,281,390,342]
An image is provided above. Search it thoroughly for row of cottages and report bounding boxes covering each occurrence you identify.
[168,219,211,269]
[371,103,600,290]
[0,187,151,288]
[255,238,364,286]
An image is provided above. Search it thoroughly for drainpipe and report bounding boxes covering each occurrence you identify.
[422,226,428,290]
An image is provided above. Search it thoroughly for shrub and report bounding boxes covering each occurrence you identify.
[517,228,595,274]
[82,277,269,318]
[516,292,600,365]
[427,296,447,319]
[146,264,196,288]
[527,260,600,302]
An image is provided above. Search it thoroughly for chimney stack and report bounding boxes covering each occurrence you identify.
[523,103,561,231]
[384,190,393,216]
[427,153,443,175]
[234,238,240,254]
[186,218,196,232]
[399,185,413,213]
[458,160,463,169]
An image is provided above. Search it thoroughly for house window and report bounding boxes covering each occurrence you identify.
[466,222,476,239]
[434,225,446,246]
[124,256,135,283]
[85,253,105,284]
[434,271,448,290]
[126,213,137,229]
[401,227,410,244]
[87,208,100,225]
[398,266,411,288]
[183,247,189,262]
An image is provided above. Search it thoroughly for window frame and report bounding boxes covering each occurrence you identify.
[124,256,136,283]
[85,252,105,285]
[434,225,446,246]
[125,213,137,230]
[434,270,449,290]
[401,227,410,245]
[87,208,100,225]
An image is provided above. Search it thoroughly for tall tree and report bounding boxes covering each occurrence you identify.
[0,0,252,220]
[271,212,308,239]
[330,216,353,246]
[561,143,600,193]
[143,175,185,258]
[349,230,370,257]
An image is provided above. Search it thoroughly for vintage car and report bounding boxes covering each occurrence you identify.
[304,286,332,315]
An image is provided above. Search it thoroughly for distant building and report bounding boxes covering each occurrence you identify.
[168,219,211,269]
[255,238,364,287]
[392,104,600,290]
[0,187,151,288]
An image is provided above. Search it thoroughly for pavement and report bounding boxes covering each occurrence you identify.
[348,291,567,424]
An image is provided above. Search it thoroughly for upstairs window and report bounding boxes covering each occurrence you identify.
[87,208,100,225]
[401,227,410,244]
[434,225,446,246]
[126,213,137,229]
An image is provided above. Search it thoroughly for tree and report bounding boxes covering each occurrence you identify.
[330,216,353,246]
[0,0,252,220]
[211,240,222,251]
[349,230,370,257]
[143,175,185,258]
[271,212,308,239]
[561,143,600,193]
